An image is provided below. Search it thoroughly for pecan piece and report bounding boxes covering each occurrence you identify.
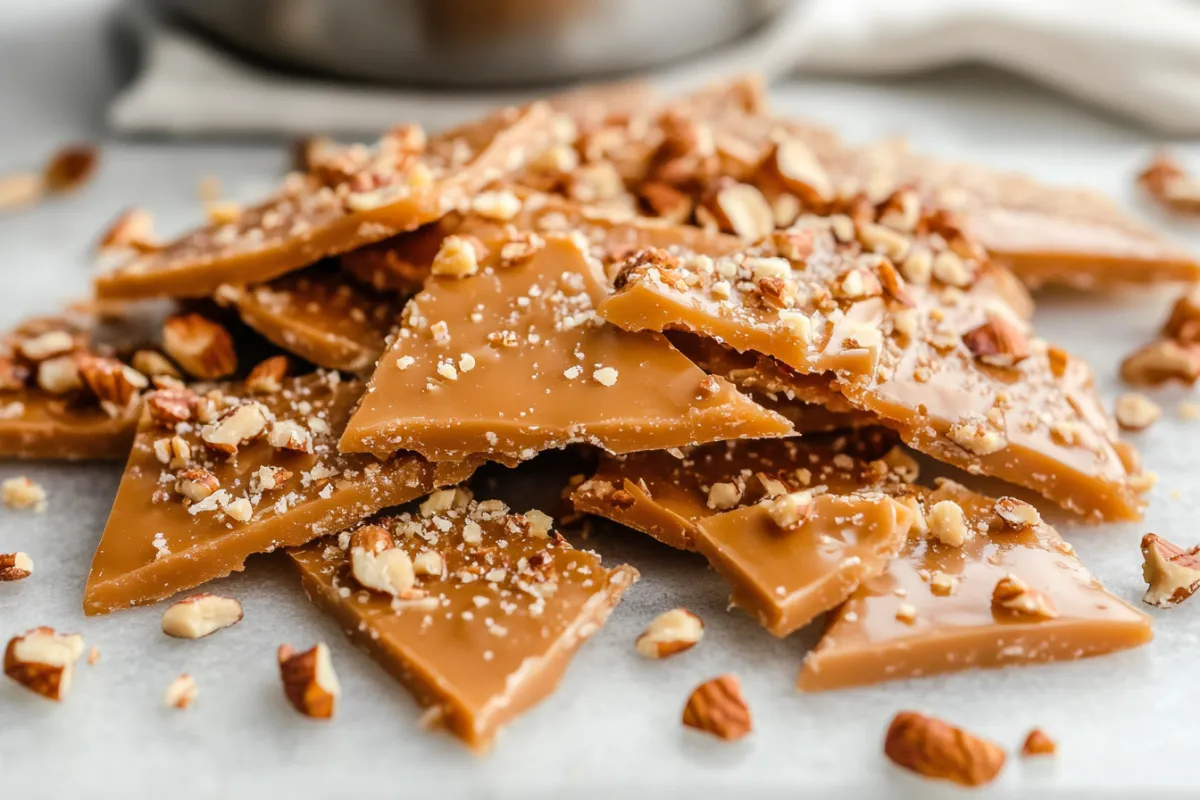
[991,574,1057,619]
[43,144,98,193]
[884,711,1006,788]
[962,315,1030,367]
[77,354,148,416]
[1121,339,1200,386]
[145,387,198,427]
[245,355,289,394]
[3,627,85,701]
[1141,533,1200,608]
[0,551,33,581]
[635,609,704,659]
[681,674,752,741]
[162,314,237,380]
[278,643,340,719]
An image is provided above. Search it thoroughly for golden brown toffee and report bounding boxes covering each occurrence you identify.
[339,234,792,462]
[84,374,472,614]
[216,269,400,374]
[599,209,1144,520]
[94,104,558,300]
[799,481,1152,691]
[289,498,638,750]
[571,432,904,551]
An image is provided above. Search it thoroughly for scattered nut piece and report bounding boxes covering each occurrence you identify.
[1020,728,1057,757]
[766,490,813,529]
[993,497,1041,530]
[201,402,270,455]
[884,711,1006,788]
[1137,151,1200,215]
[350,525,415,597]
[77,354,147,415]
[412,551,444,577]
[1141,533,1200,607]
[164,674,198,709]
[0,551,33,581]
[131,350,179,379]
[2,476,46,512]
[278,643,340,719]
[927,500,970,547]
[162,314,237,380]
[36,355,81,395]
[771,139,831,205]
[431,234,484,278]
[991,574,1057,619]
[97,207,156,253]
[3,627,85,701]
[267,419,314,453]
[146,387,197,426]
[44,144,98,193]
[524,508,554,538]
[703,182,773,240]
[681,674,752,742]
[706,481,742,510]
[1120,339,1200,386]
[635,608,704,659]
[205,201,242,225]
[87,645,100,665]
[245,356,288,394]
[962,315,1029,367]
[20,329,76,362]
[1114,392,1161,431]
[161,593,244,638]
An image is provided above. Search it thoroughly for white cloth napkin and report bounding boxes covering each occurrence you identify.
[110,0,1200,136]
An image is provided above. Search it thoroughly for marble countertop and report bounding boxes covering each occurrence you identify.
[4,3,1200,798]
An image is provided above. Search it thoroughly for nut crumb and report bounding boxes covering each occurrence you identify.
[164,673,197,709]
[2,476,46,513]
[1020,728,1056,757]
[636,608,704,659]
[1114,392,1161,431]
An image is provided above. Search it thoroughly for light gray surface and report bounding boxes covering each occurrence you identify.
[4,4,1200,799]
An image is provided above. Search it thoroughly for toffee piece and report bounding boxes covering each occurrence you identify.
[94,104,558,300]
[289,498,638,750]
[215,269,400,374]
[599,211,1144,521]
[339,234,792,462]
[799,481,1152,691]
[84,373,472,614]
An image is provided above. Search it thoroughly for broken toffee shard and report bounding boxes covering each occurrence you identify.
[289,498,638,750]
[94,104,558,300]
[84,373,472,614]
[599,210,1146,521]
[339,234,792,462]
[799,481,1152,691]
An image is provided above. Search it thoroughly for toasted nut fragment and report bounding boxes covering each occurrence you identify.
[636,608,704,659]
[681,674,752,742]
[706,481,742,510]
[0,172,43,212]
[164,673,197,709]
[471,189,522,221]
[2,476,46,512]
[44,144,98,193]
[431,234,484,278]
[201,402,270,455]
[0,551,33,581]
[175,469,220,502]
[1114,392,1162,431]
[131,350,179,379]
[162,314,237,380]
[86,645,100,665]
[161,593,244,638]
[991,574,1057,619]
[704,182,774,240]
[245,355,289,394]
[278,643,340,719]
[1021,728,1057,757]
[771,139,831,205]
[351,530,415,598]
[1141,533,1200,608]
[962,315,1029,367]
[928,500,970,547]
[639,181,693,223]
[929,571,956,596]
[994,497,1041,529]
[1137,151,1200,215]
[884,711,1006,788]
[77,354,147,414]
[146,387,197,426]
[948,418,1006,456]
[412,551,444,577]
[1121,339,1200,386]
[419,486,472,517]
[36,355,82,395]
[524,508,554,538]
[253,464,292,492]
[880,446,920,482]
[3,627,85,701]
[766,490,814,530]
[97,207,156,253]
[20,329,76,362]
[267,419,313,453]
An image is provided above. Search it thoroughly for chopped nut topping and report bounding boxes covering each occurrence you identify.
[994,497,1041,529]
[525,509,554,538]
[636,608,704,659]
[20,329,76,362]
[948,418,1006,456]
[1141,533,1200,607]
[77,354,147,416]
[350,525,415,598]
[884,711,1006,788]
[161,594,245,638]
[131,349,179,379]
[1020,728,1057,757]
[97,207,156,253]
[431,234,484,278]
[2,476,46,512]
[592,366,619,387]
[420,486,472,517]
[164,674,198,709]
[471,190,522,221]
[163,314,237,380]
[706,481,742,510]
[681,674,751,741]
[766,489,814,529]
[703,182,773,240]
[991,574,1057,619]
[1137,151,1200,215]
[36,355,82,395]
[201,402,271,455]
[267,419,313,453]
[146,387,197,426]
[771,138,831,205]
[1121,339,1200,386]
[962,315,1029,367]
[245,356,289,394]
[0,551,33,581]
[928,500,970,547]
[175,469,220,502]
[412,551,444,577]
[1114,392,1161,431]
[44,144,98,193]
[3,627,85,701]
[278,643,340,719]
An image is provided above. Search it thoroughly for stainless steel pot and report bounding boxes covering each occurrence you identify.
[157,0,789,87]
